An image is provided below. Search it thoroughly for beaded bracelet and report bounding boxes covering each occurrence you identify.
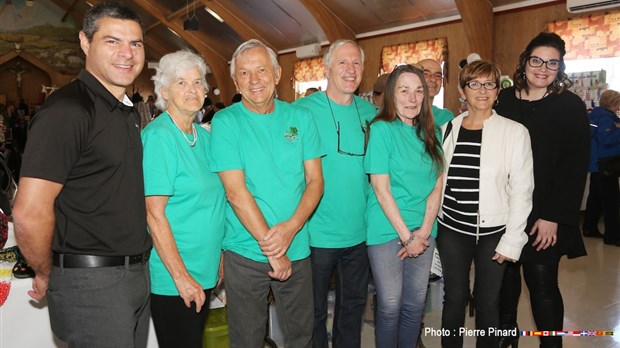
[401,227,420,247]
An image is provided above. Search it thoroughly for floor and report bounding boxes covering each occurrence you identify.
[354,236,620,348]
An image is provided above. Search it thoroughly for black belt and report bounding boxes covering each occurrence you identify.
[53,250,151,268]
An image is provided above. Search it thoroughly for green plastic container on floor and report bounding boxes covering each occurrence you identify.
[203,307,229,348]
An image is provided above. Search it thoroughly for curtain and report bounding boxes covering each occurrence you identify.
[548,11,620,60]
[293,57,325,82]
[380,37,447,73]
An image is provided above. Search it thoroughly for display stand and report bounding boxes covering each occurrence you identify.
[567,70,608,110]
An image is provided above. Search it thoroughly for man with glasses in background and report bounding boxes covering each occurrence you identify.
[418,59,454,126]
[295,39,377,348]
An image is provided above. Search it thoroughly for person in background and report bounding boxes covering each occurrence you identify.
[196,97,213,124]
[496,32,589,348]
[214,102,226,112]
[295,39,377,348]
[417,58,454,126]
[142,50,226,348]
[438,60,533,348]
[147,94,159,117]
[582,89,620,246]
[364,64,443,347]
[230,93,242,104]
[372,73,389,109]
[210,39,324,348]
[305,87,319,97]
[12,2,152,346]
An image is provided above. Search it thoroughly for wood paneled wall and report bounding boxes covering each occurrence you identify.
[277,2,599,114]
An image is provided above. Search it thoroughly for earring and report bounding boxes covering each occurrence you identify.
[494,99,499,106]
[459,97,466,103]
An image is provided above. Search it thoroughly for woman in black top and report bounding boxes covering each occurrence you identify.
[495,32,589,348]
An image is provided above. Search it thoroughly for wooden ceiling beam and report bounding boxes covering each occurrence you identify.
[200,0,273,48]
[61,0,81,22]
[47,0,83,23]
[146,0,202,33]
[454,0,493,61]
[299,0,355,43]
[132,0,235,104]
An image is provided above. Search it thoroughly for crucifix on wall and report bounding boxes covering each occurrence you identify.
[4,61,30,99]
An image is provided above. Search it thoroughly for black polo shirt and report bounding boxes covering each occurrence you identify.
[21,70,152,256]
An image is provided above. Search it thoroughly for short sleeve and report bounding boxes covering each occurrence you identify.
[141,125,177,196]
[364,121,391,174]
[209,112,242,172]
[20,103,88,184]
[300,108,325,161]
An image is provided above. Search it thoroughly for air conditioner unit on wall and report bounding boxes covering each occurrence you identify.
[295,43,321,59]
[567,0,620,13]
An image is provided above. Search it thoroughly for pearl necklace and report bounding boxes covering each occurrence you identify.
[168,113,197,147]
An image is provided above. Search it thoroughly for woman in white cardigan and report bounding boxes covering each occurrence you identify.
[437,60,534,348]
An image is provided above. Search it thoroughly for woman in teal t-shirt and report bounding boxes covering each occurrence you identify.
[142,50,226,348]
[364,64,444,347]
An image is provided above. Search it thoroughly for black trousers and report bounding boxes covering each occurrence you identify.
[500,261,563,347]
[151,290,212,348]
[437,226,505,348]
[583,172,620,243]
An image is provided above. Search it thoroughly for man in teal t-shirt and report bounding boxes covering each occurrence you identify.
[209,39,324,348]
[418,58,455,126]
[295,40,376,348]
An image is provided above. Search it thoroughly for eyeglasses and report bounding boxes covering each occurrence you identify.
[527,56,560,71]
[326,95,368,157]
[336,122,367,156]
[464,81,498,90]
[423,70,443,80]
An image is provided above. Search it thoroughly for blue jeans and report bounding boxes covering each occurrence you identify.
[311,242,369,348]
[368,237,435,348]
[224,251,314,348]
[437,225,506,348]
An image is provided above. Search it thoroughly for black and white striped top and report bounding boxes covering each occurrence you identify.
[439,127,505,237]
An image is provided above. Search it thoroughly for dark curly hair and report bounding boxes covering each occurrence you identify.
[513,32,573,95]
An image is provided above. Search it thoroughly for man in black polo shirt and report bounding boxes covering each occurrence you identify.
[13,2,152,347]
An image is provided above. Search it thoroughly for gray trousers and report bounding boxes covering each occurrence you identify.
[224,251,314,348]
[47,262,151,348]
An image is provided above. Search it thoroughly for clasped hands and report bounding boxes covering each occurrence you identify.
[259,221,296,281]
[397,228,430,260]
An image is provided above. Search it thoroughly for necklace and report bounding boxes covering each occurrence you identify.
[168,113,197,147]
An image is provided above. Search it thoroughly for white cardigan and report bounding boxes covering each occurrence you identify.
[439,111,534,260]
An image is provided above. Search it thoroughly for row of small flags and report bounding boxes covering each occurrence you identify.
[520,331,614,336]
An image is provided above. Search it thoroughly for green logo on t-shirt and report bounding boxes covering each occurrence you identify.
[284,127,299,142]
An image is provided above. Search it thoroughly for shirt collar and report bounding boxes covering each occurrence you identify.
[77,69,134,112]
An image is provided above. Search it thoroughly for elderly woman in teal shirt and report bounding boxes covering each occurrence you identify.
[142,50,226,348]
[364,64,444,347]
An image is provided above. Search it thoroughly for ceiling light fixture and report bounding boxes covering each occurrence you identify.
[205,7,224,23]
[183,0,199,31]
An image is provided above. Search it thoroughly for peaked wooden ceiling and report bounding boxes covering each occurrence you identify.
[19,0,559,98]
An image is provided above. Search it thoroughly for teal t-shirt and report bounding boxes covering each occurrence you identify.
[209,100,324,262]
[295,92,377,248]
[432,105,454,127]
[364,120,440,245]
[142,113,226,295]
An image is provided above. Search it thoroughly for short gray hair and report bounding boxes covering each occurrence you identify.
[230,39,279,79]
[152,50,209,111]
[323,39,365,67]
